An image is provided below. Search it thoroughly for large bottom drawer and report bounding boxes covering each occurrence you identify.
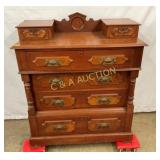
[35,108,126,136]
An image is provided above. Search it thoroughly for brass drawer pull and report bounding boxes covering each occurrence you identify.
[102,57,115,65]
[118,26,129,33]
[53,124,65,130]
[52,99,64,107]
[97,76,112,83]
[97,122,109,129]
[98,97,111,105]
[49,78,63,87]
[45,59,60,66]
[49,78,65,90]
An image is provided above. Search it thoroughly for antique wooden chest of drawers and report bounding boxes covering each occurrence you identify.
[11,13,147,147]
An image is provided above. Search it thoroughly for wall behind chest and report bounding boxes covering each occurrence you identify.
[4,6,156,119]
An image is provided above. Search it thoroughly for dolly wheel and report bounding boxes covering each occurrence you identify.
[132,148,137,152]
[119,149,123,152]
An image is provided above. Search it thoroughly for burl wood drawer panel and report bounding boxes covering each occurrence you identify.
[18,27,54,42]
[16,20,54,42]
[34,89,128,111]
[102,25,139,39]
[32,72,129,92]
[39,120,76,136]
[16,48,141,72]
[88,118,121,133]
[36,108,126,136]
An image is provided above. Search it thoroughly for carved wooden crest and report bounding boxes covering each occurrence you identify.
[69,12,86,31]
[54,12,100,32]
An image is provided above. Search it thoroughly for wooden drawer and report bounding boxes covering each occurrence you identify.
[86,49,135,69]
[88,118,121,133]
[16,48,142,72]
[36,108,126,136]
[18,27,54,42]
[87,93,123,106]
[35,89,127,111]
[37,118,79,136]
[19,50,81,72]
[32,72,129,92]
[36,93,76,110]
[102,23,139,39]
[40,120,76,135]
[16,20,54,42]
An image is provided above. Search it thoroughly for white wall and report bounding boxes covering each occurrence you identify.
[4,6,156,119]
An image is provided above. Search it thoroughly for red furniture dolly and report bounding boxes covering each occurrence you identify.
[22,134,140,152]
[116,134,140,152]
[22,139,45,152]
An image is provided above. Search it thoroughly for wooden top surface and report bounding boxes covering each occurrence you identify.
[102,18,140,25]
[11,31,147,49]
[16,20,54,28]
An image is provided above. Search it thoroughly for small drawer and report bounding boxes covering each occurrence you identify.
[39,94,75,109]
[102,19,139,39]
[17,20,54,42]
[32,72,129,92]
[106,25,139,39]
[40,120,76,135]
[18,27,53,42]
[87,93,121,106]
[85,49,136,69]
[88,118,121,133]
[22,50,82,72]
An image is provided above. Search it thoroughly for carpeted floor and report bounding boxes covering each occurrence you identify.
[4,112,156,152]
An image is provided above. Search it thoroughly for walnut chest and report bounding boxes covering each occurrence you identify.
[11,12,147,146]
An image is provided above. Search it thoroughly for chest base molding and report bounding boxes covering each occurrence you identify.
[30,132,132,146]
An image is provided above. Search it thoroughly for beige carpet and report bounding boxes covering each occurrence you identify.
[4,112,156,152]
